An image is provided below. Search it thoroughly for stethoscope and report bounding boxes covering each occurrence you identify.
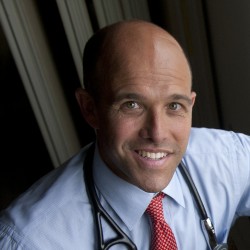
[84,143,228,250]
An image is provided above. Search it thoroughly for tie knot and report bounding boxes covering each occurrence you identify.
[146,192,165,222]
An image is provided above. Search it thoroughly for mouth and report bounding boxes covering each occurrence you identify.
[136,150,169,160]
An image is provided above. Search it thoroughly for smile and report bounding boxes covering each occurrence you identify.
[137,150,168,160]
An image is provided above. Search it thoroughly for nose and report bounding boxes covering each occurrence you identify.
[139,108,167,144]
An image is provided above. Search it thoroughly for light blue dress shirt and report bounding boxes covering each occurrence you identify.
[0,128,250,249]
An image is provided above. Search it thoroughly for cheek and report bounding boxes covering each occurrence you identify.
[171,119,192,145]
[100,114,138,144]
[114,119,138,142]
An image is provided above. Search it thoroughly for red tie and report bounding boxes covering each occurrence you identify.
[146,192,178,250]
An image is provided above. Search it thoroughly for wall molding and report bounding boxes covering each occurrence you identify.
[55,0,93,85]
[0,0,81,167]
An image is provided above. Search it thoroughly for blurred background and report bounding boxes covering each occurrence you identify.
[0,0,250,248]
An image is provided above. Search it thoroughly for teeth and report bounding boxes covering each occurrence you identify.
[138,150,167,160]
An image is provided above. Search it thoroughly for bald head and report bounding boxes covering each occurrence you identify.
[83,20,191,99]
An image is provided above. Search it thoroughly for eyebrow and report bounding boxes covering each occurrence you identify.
[113,93,144,103]
[114,92,193,105]
[169,94,193,105]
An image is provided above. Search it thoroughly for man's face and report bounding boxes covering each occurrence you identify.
[90,34,195,192]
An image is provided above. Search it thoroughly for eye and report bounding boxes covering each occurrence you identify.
[169,102,181,111]
[124,101,139,109]
[118,101,143,115]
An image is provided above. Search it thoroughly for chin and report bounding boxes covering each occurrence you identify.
[141,186,163,193]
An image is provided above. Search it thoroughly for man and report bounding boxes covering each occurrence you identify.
[0,19,249,249]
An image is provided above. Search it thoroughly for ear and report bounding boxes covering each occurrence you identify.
[191,91,196,106]
[75,88,99,129]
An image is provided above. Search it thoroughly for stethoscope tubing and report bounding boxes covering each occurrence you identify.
[84,143,227,250]
[84,143,137,250]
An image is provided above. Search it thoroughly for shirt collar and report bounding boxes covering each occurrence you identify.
[162,169,185,208]
[93,145,185,230]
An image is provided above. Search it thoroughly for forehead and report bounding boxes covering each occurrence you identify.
[109,39,191,91]
[98,23,191,97]
[110,77,192,103]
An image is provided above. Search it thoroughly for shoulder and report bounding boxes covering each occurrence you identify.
[0,144,93,248]
[186,127,250,173]
[183,127,250,216]
[188,127,250,154]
